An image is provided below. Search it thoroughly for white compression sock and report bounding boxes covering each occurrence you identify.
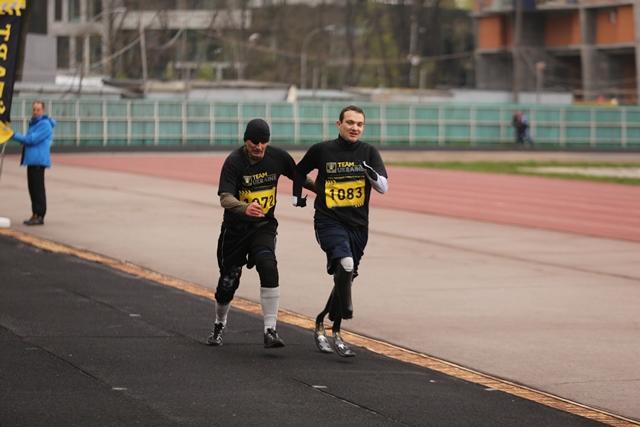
[215,302,231,325]
[260,287,280,332]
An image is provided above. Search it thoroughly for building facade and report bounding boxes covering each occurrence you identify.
[474,0,640,104]
[42,0,249,81]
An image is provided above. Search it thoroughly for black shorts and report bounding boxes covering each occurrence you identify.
[217,220,277,273]
[314,217,368,277]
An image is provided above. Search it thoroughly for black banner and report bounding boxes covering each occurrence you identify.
[0,2,26,123]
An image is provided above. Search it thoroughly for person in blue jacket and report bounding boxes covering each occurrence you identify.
[12,100,56,225]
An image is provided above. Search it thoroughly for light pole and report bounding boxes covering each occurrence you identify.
[300,25,335,89]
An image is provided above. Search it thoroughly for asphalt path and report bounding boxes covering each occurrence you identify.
[1,151,639,425]
[0,235,606,427]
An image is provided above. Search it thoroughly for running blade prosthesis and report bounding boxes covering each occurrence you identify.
[333,332,356,357]
[314,323,333,353]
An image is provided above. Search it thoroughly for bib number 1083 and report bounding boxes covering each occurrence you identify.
[325,179,365,208]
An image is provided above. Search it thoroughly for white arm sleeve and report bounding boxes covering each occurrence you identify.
[369,174,388,194]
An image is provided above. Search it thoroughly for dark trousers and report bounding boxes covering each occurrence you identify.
[27,166,46,218]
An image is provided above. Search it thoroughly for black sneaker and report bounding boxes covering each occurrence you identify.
[264,328,285,348]
[314,322,333,353]
[206,322,225,346]
[333,332,355,357]
[23,215,44,226]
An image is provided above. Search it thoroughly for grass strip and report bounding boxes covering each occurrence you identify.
[388,161,640,186]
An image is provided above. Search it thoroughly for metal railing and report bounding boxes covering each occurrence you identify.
[11,97,640,149]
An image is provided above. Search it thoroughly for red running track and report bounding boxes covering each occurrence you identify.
[54,154,640,242]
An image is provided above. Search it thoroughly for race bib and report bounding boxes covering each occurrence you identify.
[325,179,365,208]
[239,187,277,214]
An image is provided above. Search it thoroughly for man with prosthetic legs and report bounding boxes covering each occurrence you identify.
[207,118,311,348]
[295,105,388,357]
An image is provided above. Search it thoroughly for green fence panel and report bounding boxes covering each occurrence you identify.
[566,110,590,123]
[299,122,323,138]
[385,105,411,120]
[131,121,155,137]
[241,103,267,119]
[107,121,127,137]
[271,103,294,119]
[272,122,295,139]
[445,124,470,139]
[214,104,238,119]
[187,103,210,118]
[106,102,127,117]
[594,109,621,124]
[475,109,501,122]
[11,97,640,149]
[594,127,621,145]
[50,101,77,117]
[533,109,561,123]
[365,122,381,135]
[159,121,182,137]
[214,121,238,138]
[55,120,76,137]
[80,121,103,139]
[386,123,410,138]
[444,107,471,121]
[414,106,439,121]
[79,101,103,118]
[475,125,501,139]
[158,103,182,118]
[536,126,560,140]
[131,103,154,118]
[299,104,323,120]
[186,121,210,137]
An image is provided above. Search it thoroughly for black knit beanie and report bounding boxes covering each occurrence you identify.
[243,118,270,143]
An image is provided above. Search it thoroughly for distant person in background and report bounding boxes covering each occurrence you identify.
[12,101,56,226]
[512,111,533,147]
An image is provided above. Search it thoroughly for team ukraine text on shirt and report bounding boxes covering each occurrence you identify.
[324,162,366,208]
[240,172,278,214]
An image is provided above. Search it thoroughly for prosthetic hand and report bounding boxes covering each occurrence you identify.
[361,161,379,181]
[291,195,307,207]
[361,161,388,194]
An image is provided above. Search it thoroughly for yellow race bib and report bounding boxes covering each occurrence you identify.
[325,179,365,208]
[239,187,277,214]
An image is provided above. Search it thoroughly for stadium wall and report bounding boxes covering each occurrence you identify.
[9,97,640,150]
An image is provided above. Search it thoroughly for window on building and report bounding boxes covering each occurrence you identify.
[28,5,48,33]
[57,36,70,69]
[88,0,103,20]
[55,0,63,21]
[90,35,102,70]
[609,9,617,24]
[76,36,85,65]
[68,0,81,22]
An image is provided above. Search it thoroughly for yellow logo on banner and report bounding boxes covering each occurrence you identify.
[325,179,365,208]
[239,187,277,214]
[0,119,12,143]
[0,1,26,15]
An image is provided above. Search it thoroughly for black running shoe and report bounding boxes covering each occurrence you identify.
[333,332,355,357]
[264,328,285,348]
[314,322,333,353]
[206,322,225,346]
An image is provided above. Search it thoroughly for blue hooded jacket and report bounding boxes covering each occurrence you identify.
[13,115,56,167]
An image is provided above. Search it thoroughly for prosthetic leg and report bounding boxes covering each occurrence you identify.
[314,261,355,357]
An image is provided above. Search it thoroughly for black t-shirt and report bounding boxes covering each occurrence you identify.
[218,145,297,225]
[296,136,387,228]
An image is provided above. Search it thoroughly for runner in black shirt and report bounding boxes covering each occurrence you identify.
[207,118,311,348]
[295,105,388,357]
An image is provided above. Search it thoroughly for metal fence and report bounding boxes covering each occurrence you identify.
[11,97,640,149]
